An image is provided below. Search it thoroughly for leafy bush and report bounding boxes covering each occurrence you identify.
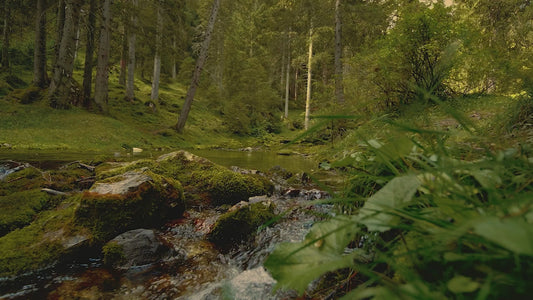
[266,128,533,298]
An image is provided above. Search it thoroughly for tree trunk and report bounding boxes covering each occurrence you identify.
[334,0,345,105]
[48,0,82,109]
[175,0,221,132]
[118,15,127,85]
[82,0,97,106]
[33,0,47,87]
[94,0,111,113]
[304,25,313,131]
[125,0,138,101]
[171,37,177,80]
[54,0,66,68]
[284,31,291,119]
[1,0,11,71]
[150,1,162,104]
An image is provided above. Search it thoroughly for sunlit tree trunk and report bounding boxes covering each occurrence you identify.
[334,0,345,105]
[126,0,138,101]
[94,0,111,113]
[48,0,82,108]
[284,31,291,119]
[150,1,163,104]
[82,0,97,106]
[175,0,221,132]
[1,0,11,71]
[304,25,313,131]
[33,0,47,87]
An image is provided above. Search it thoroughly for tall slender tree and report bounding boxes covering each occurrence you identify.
[33,0,47,87]
[53,0,66,68]
[94,0,111,113]
[334,0,345,105]
[1,0,11,71]
[175,0,222,132]
[304,23,313,130]
[125,0,138,101]
[82,0,97,106]
[48,0,82,108]
[150,0,163,104]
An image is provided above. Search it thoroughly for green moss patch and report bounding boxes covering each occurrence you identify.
[208,201,276,250]
[0,195,87,277]
[0,189,51,237]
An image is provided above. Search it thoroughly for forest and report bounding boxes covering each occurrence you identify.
[0,0,532,299]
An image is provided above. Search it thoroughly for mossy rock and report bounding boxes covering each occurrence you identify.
[0,167,46,196]
[75,170,185,242]
[0,195,90,277]
[94,151,273,207]
[0,189,53,237]
[208,201,276,251]
[155,151,273,206]
[102,241,126,267]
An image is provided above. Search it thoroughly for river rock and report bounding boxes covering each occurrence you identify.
[75,170,185,241]
[103,229,182,269]
[208,201,276,251]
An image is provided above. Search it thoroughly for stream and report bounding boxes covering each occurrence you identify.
[0,149,341,299]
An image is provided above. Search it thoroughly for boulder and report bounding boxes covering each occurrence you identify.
[208,201,276,251]
[75,170,184,242]
[102,229,182,269]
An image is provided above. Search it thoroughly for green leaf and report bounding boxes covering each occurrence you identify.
[469,169,502,189]
[447,276,480,293]
[264,216,360,294]
[473,217,533,256]
[359,175,421,232]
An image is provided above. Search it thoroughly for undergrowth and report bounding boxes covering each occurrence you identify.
[265,101,533,299]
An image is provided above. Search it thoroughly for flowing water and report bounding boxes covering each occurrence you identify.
[0,149,341,299]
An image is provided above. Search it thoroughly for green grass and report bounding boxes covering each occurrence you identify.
[0,69,258,153]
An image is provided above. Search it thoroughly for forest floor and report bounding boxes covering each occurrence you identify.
[1,67,531,162]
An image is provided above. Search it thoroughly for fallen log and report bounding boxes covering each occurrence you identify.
[41,188,68,196]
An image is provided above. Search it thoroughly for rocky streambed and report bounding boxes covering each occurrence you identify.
[0,151,337,299]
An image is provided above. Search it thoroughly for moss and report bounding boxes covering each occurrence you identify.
[95,159,154,180]
[0,195,84,277]
[102,241,125,267]
[0,167,45,196]
[0,189,52,237]
[208,201,276,250]
[74,171,184,242]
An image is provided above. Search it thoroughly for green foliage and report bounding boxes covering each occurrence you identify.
[373,2,457,106]
[266,116,533,298]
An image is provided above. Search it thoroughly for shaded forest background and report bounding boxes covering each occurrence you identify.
[0,0,531,137]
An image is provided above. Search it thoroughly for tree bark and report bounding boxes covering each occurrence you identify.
[171,36,177,80]
[125,0,138,101]
[1,0,11,71]
[53,0,66,68]
[48,0,82,109]
[94,0,111,113]
[119,24,127,86]
[150,1,163,104]
[284,31,291,119]
[175,0,221,132]
[304,25,313,131]
[82,0,97,106]
[33,0,47,87]
[334,0,345,105]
